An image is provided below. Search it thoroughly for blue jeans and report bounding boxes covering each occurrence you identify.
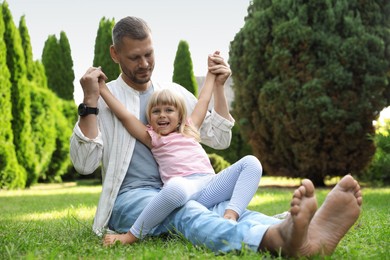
[108,187,282,253]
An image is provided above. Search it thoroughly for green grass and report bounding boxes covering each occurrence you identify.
[0,177,389,259]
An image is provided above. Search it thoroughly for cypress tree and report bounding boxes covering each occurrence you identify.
[93,17,120,81]
[42,32,75,100]
[172,40,198,96]
[2,1,36,187]
[19,15,34,81]
[19,16,47,89]
[58,31,75,100]
[44,98,77,182]
[19,14,59,184]
[0,3,26,188]
[42,35,60,91]
[229,0,390,185]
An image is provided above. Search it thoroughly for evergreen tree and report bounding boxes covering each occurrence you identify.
[59,31,75,100]
[2,1,36,187]
[19,15,34,81]
[42,32,74,100]
[19,14,59,184]
[0,3,26,188]
[229,0,390,185]
[93,17,120,81]
[172,40,198,96]
[1,2,76,188]
[18,15,46,88]
[31,60,48,89]
[42,35,60,91]
[38,96,77,183]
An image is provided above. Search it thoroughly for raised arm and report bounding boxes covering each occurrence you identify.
[78,67,105,139]
[70,67,106,175]
[208,51,232,121]
[190,67,216,129]
[99,82,152,148]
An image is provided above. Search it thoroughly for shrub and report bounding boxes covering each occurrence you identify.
[208,153,231,173]
[363,118,390,185]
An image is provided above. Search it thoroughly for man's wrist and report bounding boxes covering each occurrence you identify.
[82,96,99,107]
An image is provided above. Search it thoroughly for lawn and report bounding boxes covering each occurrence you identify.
[0,177,389,259]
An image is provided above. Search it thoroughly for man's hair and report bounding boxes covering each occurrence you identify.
[112,16,151,48]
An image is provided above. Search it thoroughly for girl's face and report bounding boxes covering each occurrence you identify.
[150,104,180,136]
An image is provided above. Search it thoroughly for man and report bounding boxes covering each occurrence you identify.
[70,16,362,257]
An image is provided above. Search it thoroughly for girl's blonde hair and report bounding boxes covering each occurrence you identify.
[146,89,200,141]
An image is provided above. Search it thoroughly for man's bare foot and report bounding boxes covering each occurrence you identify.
[298,174,362,256]
[259,179,317,256]
[103,231,138,246]
[223,209,239,221]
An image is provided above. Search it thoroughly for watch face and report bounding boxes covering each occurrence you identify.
[78,103,87,116]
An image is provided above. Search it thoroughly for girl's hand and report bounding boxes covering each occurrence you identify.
[208,51,231,86]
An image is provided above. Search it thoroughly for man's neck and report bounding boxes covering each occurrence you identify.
[121,74,151,92]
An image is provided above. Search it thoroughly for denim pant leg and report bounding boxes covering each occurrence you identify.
[108,187,164,234]
[209,201,283,251]
[154,200,282,253]
[109,187,282,253]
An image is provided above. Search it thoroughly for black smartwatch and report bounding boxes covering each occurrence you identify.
[78,103,99,117]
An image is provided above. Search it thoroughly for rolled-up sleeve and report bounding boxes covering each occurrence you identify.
[199,108,235,150]
[70,123,103,175]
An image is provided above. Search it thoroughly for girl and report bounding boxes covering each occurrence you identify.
[100,53,262,246]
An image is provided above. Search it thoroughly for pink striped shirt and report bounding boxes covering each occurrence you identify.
[147,124,215,184]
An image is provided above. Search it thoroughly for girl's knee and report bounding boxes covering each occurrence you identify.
[242,155,262,171]
[162,179,190,206]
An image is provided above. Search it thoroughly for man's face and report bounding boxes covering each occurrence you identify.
[113,35,155,90]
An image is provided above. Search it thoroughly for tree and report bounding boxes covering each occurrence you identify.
[172,40,198,96]
[93,17,120,81]
[59,31,75,100]
[19,16,47,88]
[0,2,77,188]
[18,15,34,81]
[0,3,26,188]
[2,1,36,187]
[229,0,390,186]
[42,32,74,100]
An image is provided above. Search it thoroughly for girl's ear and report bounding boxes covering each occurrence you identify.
[110,45,119,64]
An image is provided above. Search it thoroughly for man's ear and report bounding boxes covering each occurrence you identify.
[110,45,119,64]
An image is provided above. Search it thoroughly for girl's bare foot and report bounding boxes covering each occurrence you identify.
[223,209,239,221]
[259,179,317,256]
[299,174,362,256]
[103,231,138,246]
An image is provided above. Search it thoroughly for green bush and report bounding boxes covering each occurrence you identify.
[30,86,57,183]
[42,99,77,182]
[203,123,253,165]
[208,153,231,173]
[229,0,390,186]
[363,118,390,185]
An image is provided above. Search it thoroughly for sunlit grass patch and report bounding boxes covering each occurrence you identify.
[12,206,96,222]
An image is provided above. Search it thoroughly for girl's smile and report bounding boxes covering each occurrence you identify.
[150,104,180,135]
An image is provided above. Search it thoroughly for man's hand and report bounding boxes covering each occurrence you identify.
[208,51,231,87]
[79,67,108,106]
